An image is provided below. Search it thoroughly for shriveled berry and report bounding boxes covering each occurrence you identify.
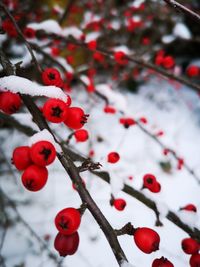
[21,165,48,191]
[0,91,21,114]
[152,257,174,267]
[182,238,199,255]
[54,232,79,257]
[55,208,81,235]
[134,227,160,254]
[30,141,56,167]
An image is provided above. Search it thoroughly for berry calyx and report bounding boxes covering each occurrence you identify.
[43,98,68,123]
[107,152,120,163]
[113,198,126,211]
[30,141,56,167]
[21,165,48,191]
[0,91,21,114]
[74,129,89,142]
[134,227,160,254]
[152,257,174,267]
[54,232,79,257]
[12,146,32,171]
[55,208,81,235]
[181,238,199,255]
[64,107,88,130]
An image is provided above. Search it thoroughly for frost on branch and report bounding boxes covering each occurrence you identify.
[121,260,135,267]
[29,129,61,153]
[0,75,68,102]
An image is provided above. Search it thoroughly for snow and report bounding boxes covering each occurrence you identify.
[156,202,169,219]
[85,32,101,43]
[173,23,192,40]
[28,20,83,39]
[0,75,68,102]
[28,129,62,153]
[121,260,135,267]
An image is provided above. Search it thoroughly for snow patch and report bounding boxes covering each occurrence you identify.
[0,75,68,102]
[28,129,61,152]
[121,260,135,267]
[173,23,191,40]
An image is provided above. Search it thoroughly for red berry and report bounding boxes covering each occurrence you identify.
[64,107,88,130]
[87,40,97,50]
[143,174,158,192]
[186,66,199,77]
[21,165,48,191]
[134,227,160,254]
[42,68,63,87]
[150,182,161,193]
[114,51,128,65]
[43,98,68,123]
[152,257,174,267]
[2,19,18,37]
[107,152,120,163]
[55,208,81,235]
[180,204,197,213]
[182,238,199,255]
[104,106,116,114]
[23,27,36,39]
[54,232,79,257]
[30,141,56,167]
[113,198,126,211]
[74,129,89,142]
[140,117,148,124]
[0,91,21,114]
[190,254,200,267]
[93,52,105,63]
[119,117,135,128]
[162,56,175,69]
[12,146,32,171]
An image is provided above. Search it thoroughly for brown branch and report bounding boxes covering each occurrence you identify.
[58,0,75,25]
[162,0,200,24]
[0,2,42,73]
[115,223,136,236]
[0,51,128,266]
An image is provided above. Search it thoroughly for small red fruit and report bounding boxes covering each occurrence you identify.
[43,98,68,123]
[152,257,174,267]
[107,152,120,163]
[186,65,199,78]
[23,27,36,39]
[113,198,126,211]
[180,204,197,213]
[162,56,175,69]
[74,129,89,142]
[114,51,128,65]
[21,165,48,191]
[30,141,56,166]
[12,146,32,171]
[42,68,63,87]
[119,117,135,128]
[64,107,88,130]
[134,227,160,254]
[190,253,200,267]
[182,238,199,255]
[0,91,21,114]
[104,106,116,114]
[54,231,79,257]
[55,208,81,235]
[87,40,97,50]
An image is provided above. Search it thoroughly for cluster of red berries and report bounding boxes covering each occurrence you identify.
[0,91,22,114]
[12,140,56,191]
[42,97,89,130]
[181,237,200,266]
[143,174,161,193]
[54,208,81,256]
[155,50,175,69]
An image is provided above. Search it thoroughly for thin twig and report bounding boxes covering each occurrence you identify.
[162,0,200,24]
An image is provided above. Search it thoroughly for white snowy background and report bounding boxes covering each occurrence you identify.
[1,77,200,267]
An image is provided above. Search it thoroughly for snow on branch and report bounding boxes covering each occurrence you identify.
[0,75,68,102]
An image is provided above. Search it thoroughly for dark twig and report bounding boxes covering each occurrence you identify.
[115,223,136,236]
[162,0,200,24]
